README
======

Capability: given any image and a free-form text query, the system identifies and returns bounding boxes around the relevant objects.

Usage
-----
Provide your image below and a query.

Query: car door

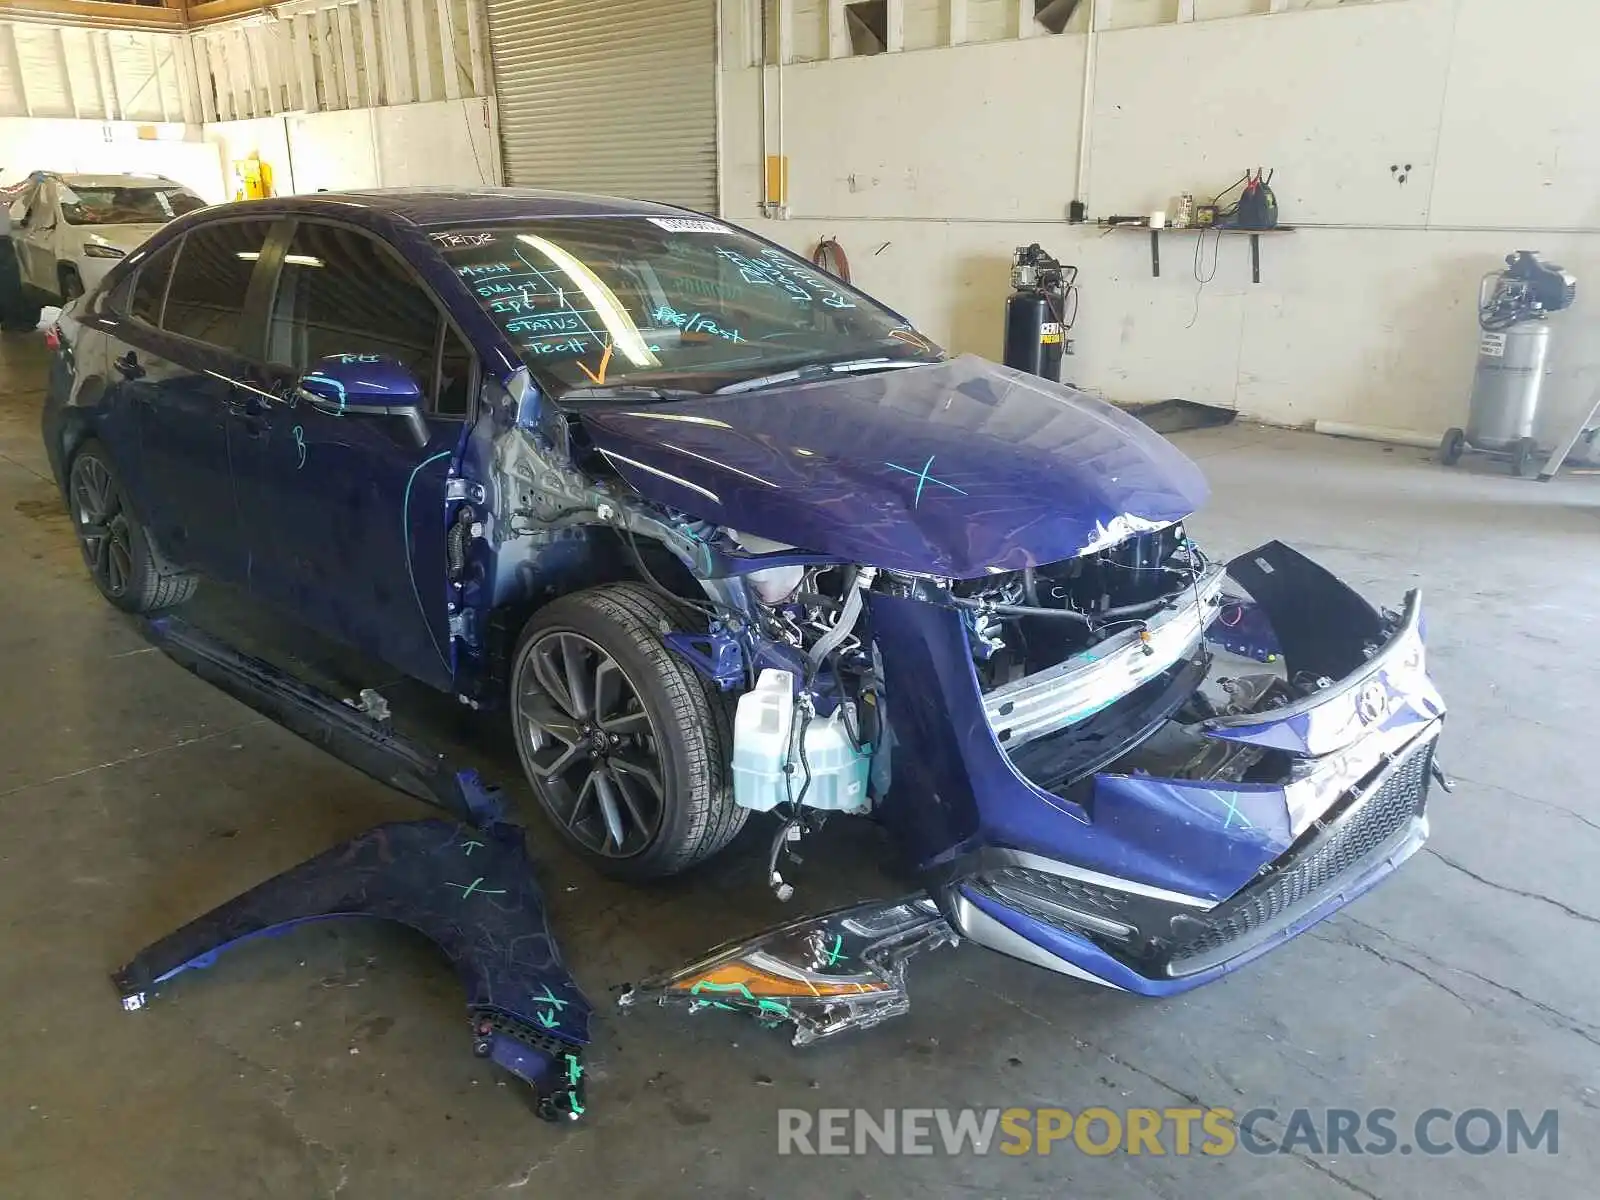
[113,217,279,582]
[11,181,56,293]
[230,218,475,691]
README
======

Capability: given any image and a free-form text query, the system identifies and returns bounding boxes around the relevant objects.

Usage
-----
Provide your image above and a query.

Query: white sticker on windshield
[648,217,728,234]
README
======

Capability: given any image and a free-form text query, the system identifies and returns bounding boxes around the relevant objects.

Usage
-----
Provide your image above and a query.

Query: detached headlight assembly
[81,244,126,259]
[619,897,956,1045]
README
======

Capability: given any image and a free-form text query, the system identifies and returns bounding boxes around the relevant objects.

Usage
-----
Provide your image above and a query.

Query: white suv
[8,172,207,313]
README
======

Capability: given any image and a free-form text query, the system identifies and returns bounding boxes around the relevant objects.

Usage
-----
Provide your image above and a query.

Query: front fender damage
[116,818,593,1121]
[115,616,593,1122]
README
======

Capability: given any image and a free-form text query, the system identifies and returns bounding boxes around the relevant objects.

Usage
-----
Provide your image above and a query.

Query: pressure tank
[1467,318,1550,450]
[1004,292,1062,381]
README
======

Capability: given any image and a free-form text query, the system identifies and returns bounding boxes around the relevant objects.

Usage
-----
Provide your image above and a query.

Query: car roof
[191,187,703,230]
[51,173,180,188]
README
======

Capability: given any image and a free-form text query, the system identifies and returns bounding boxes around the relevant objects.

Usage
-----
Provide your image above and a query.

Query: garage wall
[0,118,226,200]
[191,0,488,122]
[0,21,191,122]
[205,96,496,195]
[723,0,1600,442]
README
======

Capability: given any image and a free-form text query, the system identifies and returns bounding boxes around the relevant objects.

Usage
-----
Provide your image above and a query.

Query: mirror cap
[300,353,425,410]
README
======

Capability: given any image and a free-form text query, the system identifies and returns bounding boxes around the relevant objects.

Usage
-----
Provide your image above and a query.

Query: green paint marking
[537,1009,560,1029]
[690,979,755,1001]
[460,838,485,856]
[569,1095,585,1117]
[534,985,569,1011]
[688,980,791,1017]
[565,1055,582,1086]
[445,877,507,900]
[823,934,844,967]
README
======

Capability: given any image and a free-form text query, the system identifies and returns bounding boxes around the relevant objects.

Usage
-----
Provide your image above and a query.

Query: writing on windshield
[439,218,938,391]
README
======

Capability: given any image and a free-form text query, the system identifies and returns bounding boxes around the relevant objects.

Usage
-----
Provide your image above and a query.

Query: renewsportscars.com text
[777,1106,1560,1157]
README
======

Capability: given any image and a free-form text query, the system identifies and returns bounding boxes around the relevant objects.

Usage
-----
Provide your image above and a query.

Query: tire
[66,439,197,613]
[510,583,744,879]
[1438,427,1466,466]
[1512,436,1539,478]
[9,288,42,331]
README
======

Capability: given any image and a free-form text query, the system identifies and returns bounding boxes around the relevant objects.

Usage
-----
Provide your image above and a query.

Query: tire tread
[514,582,744,877]
[70,439,197,614]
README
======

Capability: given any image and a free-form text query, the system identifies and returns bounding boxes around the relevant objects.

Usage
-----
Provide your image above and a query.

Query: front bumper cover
[870,542,1446,994]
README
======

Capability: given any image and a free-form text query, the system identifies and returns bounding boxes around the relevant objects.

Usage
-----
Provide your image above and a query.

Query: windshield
[59,185,206,226]
[435,217,942,393]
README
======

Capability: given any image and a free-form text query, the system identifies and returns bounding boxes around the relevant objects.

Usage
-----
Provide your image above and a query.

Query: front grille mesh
[1168,740,1433,971]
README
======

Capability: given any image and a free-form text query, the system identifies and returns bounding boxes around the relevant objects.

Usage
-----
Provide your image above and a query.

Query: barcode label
[648,218,728,234]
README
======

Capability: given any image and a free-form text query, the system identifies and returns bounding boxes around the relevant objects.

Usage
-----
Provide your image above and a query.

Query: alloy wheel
[515,631,666,859]
[69,455,132,599]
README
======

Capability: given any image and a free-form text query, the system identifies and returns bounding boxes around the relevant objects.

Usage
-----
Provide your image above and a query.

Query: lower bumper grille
[1166,736,1435,974]
[969,867,1139,941]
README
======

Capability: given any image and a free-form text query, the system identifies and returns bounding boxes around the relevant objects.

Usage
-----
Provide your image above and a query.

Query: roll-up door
[483,0,717,212]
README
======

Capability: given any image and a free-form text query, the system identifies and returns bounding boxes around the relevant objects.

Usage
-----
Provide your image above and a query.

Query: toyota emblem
[1356,680,1390,725]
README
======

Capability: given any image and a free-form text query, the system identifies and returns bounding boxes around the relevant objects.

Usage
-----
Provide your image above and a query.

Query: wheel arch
[482,525,709,707]
[61,427,160,549]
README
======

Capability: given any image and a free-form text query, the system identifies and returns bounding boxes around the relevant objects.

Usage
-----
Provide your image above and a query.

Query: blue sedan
[42,189,1444,997]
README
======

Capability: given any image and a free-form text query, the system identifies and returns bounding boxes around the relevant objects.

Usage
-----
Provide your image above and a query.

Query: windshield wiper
[557,383,706,403]
[713,357,928,396]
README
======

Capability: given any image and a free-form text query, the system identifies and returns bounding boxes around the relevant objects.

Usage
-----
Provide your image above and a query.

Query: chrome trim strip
[948,893,1123,989]
[982,562,1229,749]
[977,847,1219,910]
[1205,588,1422,731]
[980,883,1138,940]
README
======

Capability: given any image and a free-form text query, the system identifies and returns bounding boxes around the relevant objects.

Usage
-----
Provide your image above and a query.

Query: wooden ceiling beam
[0,0,184,30]
[184,0,278,26]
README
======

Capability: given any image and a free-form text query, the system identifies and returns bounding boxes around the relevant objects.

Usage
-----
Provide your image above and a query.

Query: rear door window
[162,220,272,350]
[266,220,472,415]
[126,240,180,326]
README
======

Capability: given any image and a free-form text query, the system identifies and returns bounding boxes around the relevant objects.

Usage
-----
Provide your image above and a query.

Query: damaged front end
[471,357,1444,1015]
[875,539,1445,994]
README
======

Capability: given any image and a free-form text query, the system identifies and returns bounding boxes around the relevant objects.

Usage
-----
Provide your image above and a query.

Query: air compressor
[1003,244,1077,382]
[1441,251,1577,476]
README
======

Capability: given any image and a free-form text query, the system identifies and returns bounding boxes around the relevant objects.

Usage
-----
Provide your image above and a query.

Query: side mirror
[298,353,430,447]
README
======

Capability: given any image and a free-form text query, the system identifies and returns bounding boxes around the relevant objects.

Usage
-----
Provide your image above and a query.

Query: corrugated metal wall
[484,0,717,211]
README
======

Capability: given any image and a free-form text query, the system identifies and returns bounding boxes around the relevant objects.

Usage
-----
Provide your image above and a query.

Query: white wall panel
[373,95,496,185]
[286,108,380,189]
[731,35,1084,220]
[1088,0,1455,225]
[1430,0,1600,230]
[717,0,1600,438]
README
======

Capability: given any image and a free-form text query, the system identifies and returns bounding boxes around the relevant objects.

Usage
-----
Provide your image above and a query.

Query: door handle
[113,350,144,380]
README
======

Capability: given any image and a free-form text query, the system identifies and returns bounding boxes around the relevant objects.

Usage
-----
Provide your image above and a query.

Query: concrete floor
[0,328,1596,1199]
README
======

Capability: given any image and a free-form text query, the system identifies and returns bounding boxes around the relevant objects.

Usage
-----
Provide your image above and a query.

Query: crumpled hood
[576,355,1209,577]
